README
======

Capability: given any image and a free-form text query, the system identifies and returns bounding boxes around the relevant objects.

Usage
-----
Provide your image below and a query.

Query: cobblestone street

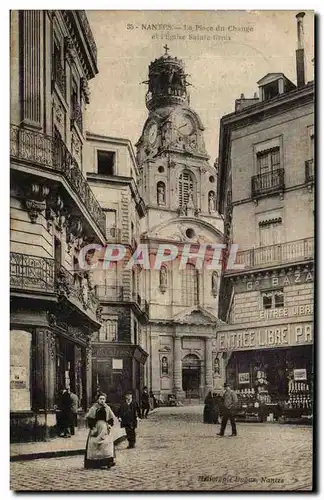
[10,406,313,491]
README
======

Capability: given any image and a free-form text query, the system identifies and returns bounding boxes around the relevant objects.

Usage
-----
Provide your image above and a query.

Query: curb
[10,434,127,462]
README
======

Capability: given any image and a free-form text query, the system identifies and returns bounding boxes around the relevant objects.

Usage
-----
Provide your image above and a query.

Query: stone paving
[10,405,313,491]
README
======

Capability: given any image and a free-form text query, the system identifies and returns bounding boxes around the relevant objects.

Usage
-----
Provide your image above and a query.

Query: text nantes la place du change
[127,23,254,41]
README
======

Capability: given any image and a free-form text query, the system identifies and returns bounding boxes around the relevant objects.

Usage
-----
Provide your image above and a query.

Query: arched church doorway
[182,354,200,398]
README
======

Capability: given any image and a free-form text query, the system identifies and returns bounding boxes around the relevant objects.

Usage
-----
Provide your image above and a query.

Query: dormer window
[257,74,296,102]
[263,80,280,101]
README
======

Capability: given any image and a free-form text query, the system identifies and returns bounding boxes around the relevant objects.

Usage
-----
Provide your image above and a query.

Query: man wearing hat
[217,382,238,437]
[118,391,141,449]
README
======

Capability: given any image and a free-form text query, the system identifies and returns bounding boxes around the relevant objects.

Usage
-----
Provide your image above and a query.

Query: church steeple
[144,47,190,111]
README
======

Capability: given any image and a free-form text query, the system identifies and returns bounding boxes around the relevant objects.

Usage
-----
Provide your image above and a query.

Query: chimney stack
[296,12,306,87]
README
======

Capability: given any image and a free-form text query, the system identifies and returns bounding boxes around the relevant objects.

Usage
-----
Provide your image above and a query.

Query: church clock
[146,121,158,145]
[174,113,194,136]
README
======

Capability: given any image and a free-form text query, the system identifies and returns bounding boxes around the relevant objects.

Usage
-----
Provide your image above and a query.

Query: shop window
[262,289,284,309]
[99,318,118,342]
[97,150,115,176]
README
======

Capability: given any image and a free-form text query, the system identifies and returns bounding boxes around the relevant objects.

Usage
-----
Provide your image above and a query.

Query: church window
[185,228,195,239]
[179,170,194,207]
[181,263,198,306]
[209,175,215,183]
[158,166,165,173]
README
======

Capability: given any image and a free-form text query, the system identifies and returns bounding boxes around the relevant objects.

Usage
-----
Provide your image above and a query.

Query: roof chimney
[296,12,306,87]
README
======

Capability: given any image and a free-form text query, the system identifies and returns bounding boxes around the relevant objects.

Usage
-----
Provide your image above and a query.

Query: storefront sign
[92,346,134,358]
[294,369,307,381]
[243,270,314,293]
[238,373,250,384]
[112,359,123,370]
[217,323,313,352]
[260,304,313,320]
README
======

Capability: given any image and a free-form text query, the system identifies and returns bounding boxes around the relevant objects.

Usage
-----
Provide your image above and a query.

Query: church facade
[136,48,225,401]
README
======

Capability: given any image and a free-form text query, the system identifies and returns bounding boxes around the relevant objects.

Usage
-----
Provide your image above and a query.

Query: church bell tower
[137,48,224,402]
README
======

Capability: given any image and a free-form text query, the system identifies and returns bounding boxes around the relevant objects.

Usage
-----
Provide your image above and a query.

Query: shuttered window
[257,147,280,174]
[179,171,194,207]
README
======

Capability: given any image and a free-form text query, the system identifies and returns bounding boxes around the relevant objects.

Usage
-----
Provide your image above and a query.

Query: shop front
[217,321,313,424]
[91,343,148,413]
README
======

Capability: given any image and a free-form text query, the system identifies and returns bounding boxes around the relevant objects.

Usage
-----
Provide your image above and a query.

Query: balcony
[10,252,101,321]
[226,237,314,272]
[10,124,105,234]
[10,252,55,292]
[305,159,314,183]
[251,168,285,199]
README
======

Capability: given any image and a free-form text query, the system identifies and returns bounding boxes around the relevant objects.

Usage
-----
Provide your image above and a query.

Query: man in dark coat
[118,392,141,449]
[60,388,73,438]
[141,386,150,419]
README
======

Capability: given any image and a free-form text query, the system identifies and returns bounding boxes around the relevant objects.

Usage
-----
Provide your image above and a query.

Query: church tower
[137,47,224,401]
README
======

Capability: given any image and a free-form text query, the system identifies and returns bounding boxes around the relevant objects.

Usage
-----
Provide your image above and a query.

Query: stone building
[10,10,104,439]
[83,133,148,408]
[136,48,224,401]
[217,13,314,406]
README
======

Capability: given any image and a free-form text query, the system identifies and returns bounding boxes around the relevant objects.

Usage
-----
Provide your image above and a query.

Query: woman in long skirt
[84,393,116,469]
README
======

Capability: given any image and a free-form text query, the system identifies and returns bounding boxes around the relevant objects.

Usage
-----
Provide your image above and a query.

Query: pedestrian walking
[60,387,73,438]
[84,392,116,469]
[141,386,150,419]
[69,389,79,435]
[118,392,141,449]
[217,383,238,437]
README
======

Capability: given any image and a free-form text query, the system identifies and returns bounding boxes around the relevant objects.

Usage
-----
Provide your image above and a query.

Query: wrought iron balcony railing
[305,159,314,183]
[10,253,101,320]
[226,237,314,272]
[10,125,105,234]
[10,252,55,292]
[251,168,285,199]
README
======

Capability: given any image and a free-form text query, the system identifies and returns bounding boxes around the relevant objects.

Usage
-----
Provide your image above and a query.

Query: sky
[85,10,314,162]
